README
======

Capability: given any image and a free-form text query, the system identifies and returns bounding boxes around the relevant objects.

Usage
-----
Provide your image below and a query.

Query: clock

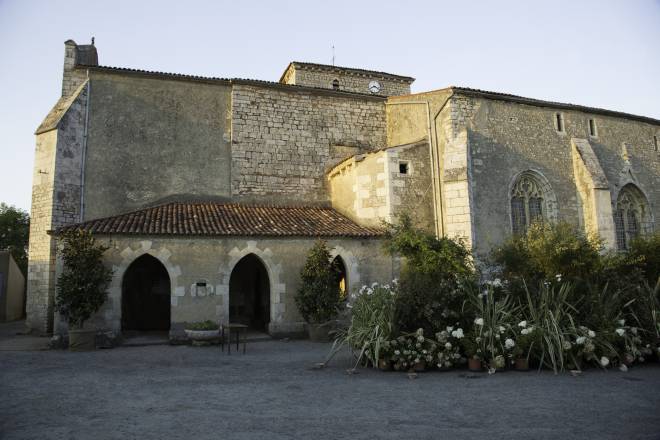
[368,80,382,94]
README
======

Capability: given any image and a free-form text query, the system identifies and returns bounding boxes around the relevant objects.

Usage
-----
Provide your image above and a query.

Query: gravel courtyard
[1,340,659,440]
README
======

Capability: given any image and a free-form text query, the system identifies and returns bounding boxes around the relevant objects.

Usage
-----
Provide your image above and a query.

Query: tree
[0,203,30,276]
[55,229,113,329]
[295,240,342,324]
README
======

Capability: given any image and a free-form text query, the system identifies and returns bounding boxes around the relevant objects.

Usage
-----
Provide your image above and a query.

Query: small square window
[588,119,597,137]
[399,161,409,175]
[555,113,564,133]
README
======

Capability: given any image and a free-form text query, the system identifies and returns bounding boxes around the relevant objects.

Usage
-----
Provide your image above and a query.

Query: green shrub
[628,232,660,286]
[295,240,341,324]
[55,230,113,329]
[185,320,219,331]
[385,214,475,334]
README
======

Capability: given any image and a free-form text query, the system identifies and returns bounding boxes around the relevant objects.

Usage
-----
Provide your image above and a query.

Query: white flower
[371,282,378,288]
[346,303,353,309]
[445,342,452,350]
[505,338,515,349]
[446,326,454,332]
[451,328,464,339]
[600,356,610,367]
[366,288,373,295]
[518,321,527,328]
[474,318,484,326]
[394,350,400,355]
[521,328,530,335]
[492,278,502,288]
[555,274,562,282]
[618,319,625,326]
[615,328,625,337]
[588,330,595,338]
[576,336,586,345]
[417,335,424,343]
[498,326,506,334]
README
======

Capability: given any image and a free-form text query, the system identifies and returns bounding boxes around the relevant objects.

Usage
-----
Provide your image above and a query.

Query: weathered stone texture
[230,85,387,203]
[83,73,233,220]
[291,68,411,96]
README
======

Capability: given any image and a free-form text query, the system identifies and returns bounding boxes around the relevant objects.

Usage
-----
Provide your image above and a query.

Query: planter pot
[68,329,96,351]
[514,358,529,371]
[184,329,220,344]
[413,360,426,372]
[623,353,635,367]
[307,323,331,342]
[468,358,482,372]
[378,359,392,371]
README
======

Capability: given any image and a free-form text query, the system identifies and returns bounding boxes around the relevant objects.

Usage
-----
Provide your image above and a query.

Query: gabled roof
[280,61,415,83]
[53,202,384,238]
[35,81,87,135]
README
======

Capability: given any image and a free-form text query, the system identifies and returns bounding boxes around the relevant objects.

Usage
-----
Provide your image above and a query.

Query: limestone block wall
[230,84,387,203]
[26,85,87,333]
[56,235,394,338]
[289,68,411,96]
[462,94,659,258]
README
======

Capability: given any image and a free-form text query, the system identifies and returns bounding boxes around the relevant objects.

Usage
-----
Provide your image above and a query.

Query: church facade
[26,40,659,339]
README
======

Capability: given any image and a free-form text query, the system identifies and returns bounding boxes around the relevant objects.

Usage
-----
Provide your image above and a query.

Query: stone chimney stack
[62,39,98,97]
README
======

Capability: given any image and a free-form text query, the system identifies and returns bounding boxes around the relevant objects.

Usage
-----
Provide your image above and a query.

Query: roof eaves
[291,61,416,82]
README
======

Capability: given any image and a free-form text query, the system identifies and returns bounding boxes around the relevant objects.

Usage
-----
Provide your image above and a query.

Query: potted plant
[511,320,538,371]
[435,325,466,371]
[462,331,483,371]
[55,229,113,351]
[185,320,220,345]
[295,240,342,342]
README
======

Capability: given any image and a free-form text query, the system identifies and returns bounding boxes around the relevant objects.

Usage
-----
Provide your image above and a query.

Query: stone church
[26,40,659,339]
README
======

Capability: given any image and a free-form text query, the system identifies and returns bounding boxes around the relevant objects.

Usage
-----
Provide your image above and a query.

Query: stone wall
[290,68,411,96]
[83,73,233,220]
[462,94,660,258]
[230,84,387,203]
[26,84,87,333]
[53,235,395,338]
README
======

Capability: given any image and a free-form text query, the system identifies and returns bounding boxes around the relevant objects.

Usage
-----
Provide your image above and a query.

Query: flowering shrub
[510,320,540,360]
[389,329,436,370]
[435,325,465,369]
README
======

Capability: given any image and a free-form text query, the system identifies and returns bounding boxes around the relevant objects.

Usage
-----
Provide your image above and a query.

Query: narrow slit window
[588,119,597,137]
[555,113,564,132]
[399,161,409,175]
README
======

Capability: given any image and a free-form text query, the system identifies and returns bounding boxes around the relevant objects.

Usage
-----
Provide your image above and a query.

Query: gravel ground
[1,340,659,440]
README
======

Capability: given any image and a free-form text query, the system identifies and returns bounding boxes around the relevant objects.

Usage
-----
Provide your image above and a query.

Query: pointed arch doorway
[122,254,171,331]
[229,254,270,332]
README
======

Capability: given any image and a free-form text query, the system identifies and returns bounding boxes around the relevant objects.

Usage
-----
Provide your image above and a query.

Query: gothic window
[510,172,553,235]
[614,184,651,250]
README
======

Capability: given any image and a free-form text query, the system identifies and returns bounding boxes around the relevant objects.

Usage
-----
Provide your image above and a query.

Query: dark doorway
[332,256,348,301]
[122,254,171,331]
[229,254,270,331]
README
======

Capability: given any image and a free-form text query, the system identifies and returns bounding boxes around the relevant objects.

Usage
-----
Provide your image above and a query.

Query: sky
[1,0,659,213]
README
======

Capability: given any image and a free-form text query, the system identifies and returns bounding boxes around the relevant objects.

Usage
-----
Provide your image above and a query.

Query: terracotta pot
[68,329,96,351]
[307,323,331,342]
[515,358,529,371]
[378,359,392,371]
[468,358,482,372]
[413,360,426,372]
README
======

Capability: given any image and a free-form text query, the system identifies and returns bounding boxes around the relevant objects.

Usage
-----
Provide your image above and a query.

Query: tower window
[588,119,597,137]
[555,113,564,133]
[399,161,410,175]
[332,79,340,90]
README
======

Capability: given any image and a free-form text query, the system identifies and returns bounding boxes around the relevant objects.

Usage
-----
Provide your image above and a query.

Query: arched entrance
[229,254,270,331]
[332,256,348,301]
[122,254,171,331]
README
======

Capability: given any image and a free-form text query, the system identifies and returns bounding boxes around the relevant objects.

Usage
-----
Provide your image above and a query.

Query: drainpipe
[80,70,90,222]
[385,100,440,237]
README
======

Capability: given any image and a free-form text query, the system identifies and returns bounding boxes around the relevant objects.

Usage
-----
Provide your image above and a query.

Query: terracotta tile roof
[54,202,384,238]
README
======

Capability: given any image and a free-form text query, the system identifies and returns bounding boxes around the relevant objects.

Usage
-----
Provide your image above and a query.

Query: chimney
[61,39,98,98]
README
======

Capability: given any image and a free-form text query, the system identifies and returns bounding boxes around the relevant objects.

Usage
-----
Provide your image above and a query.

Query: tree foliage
[0,203,30,275]
[55,229,113,329]
[295,240,341,324]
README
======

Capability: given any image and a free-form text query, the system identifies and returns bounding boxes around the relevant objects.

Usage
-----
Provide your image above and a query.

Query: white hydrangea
[616,328,625,337]
[555,274,562,282]
[505,338,515,349]
[600,356,610,367]
[445,342,452,349]
[446,326,454,333]
[518,320,527,328]
[451,328,464,339]
[498,326,506,334]
[576,336,586,345]
[588,330,596,338]
[474,318,484,326]
[521,328,530,335]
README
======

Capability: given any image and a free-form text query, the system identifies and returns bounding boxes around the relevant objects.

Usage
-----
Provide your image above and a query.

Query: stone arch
[107,240,182,333]
[218,241,285,332]
[613,183,654,250]
[228,253,271,331]
[121,254,171,331]
[508,169,558,235]
[329,245,360,297]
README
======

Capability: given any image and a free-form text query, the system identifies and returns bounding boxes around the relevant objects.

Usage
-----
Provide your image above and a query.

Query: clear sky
[1,0,658,212]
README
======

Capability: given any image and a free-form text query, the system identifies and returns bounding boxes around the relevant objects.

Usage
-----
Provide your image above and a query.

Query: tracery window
[614,184,650,250]
[510,173,549,235]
